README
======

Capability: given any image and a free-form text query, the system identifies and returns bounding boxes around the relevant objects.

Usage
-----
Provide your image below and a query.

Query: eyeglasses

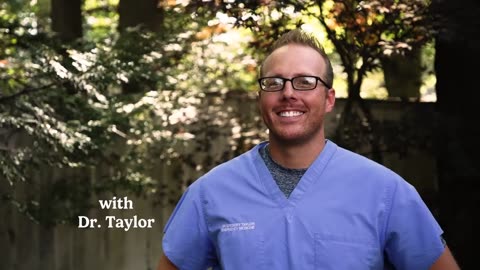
[258,76,331,92]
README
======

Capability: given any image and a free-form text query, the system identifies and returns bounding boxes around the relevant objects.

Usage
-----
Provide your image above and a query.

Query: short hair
[260,29,334,88]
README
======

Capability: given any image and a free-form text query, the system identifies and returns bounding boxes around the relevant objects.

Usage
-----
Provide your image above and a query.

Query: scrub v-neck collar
[251,140,337,209]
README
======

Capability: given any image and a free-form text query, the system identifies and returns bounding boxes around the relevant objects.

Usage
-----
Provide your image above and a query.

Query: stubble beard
[267,119,325,147]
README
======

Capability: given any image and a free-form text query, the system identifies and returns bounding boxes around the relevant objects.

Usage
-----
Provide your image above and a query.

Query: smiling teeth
[279,111,303,117]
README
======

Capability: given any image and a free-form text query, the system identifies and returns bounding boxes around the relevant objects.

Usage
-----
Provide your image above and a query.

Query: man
[157,29,459,269]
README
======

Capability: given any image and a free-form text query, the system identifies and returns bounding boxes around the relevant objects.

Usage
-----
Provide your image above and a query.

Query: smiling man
[257,40,335,169]
[157,29,459,270]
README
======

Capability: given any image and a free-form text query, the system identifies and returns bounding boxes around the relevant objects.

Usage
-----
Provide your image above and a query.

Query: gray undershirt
[259,144,308,198]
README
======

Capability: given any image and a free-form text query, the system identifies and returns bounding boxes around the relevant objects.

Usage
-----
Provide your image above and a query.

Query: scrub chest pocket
[314,233,381,269]
[215,228,266,270]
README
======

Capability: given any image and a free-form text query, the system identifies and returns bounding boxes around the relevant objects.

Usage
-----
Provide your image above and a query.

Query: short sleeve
[384,178,445,270]
[162,182,216,270]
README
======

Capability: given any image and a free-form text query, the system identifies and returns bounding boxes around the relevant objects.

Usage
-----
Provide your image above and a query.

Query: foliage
[189,0,433,97]
[0,0,263,226]
[0,1,179,225]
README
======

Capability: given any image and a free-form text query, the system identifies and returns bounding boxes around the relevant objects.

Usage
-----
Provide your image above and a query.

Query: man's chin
[269,132,309,146]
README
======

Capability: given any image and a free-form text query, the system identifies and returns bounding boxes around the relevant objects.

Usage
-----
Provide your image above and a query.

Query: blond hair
[260,29,333,87]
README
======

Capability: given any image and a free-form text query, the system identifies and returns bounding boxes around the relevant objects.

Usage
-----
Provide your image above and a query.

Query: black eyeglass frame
[258,75,331,92]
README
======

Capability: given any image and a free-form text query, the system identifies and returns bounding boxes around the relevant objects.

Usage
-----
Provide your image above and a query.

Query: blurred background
[0,0,479,269]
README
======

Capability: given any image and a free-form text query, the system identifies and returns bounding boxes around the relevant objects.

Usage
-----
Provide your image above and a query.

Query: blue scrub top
[163,141,444,270]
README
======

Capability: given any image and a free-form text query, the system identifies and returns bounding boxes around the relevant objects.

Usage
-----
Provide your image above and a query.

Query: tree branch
[0,82,58,104]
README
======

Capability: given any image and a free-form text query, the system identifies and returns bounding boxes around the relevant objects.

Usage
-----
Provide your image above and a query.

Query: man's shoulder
[197,143,261,184]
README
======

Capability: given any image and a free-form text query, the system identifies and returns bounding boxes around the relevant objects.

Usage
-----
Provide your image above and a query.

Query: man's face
[258,44,335,146]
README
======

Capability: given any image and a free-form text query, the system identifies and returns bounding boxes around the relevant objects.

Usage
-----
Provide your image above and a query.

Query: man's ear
[325,88,336,113]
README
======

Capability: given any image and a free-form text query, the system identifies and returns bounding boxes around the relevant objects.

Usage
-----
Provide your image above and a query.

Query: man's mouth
[278,111,304,117]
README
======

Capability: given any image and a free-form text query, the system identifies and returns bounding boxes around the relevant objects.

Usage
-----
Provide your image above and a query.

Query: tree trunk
[382,48,423,101]
[118,0,165,94]
[432,0,480,268]
[51,0,82,42]
[118,0,164,32]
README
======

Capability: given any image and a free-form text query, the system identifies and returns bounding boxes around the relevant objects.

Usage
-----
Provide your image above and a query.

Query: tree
[1,0,261,226]
[313,0,432,161]
[431,0,480,268]
[0,0,214,226]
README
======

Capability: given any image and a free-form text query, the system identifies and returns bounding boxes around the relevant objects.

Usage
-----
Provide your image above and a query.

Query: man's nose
[282,80,296,98]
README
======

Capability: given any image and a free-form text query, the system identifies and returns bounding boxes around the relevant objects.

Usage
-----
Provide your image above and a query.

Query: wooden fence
[0,93,438,270]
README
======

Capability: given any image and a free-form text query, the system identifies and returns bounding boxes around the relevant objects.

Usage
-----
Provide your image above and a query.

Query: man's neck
[268,138,326,169]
